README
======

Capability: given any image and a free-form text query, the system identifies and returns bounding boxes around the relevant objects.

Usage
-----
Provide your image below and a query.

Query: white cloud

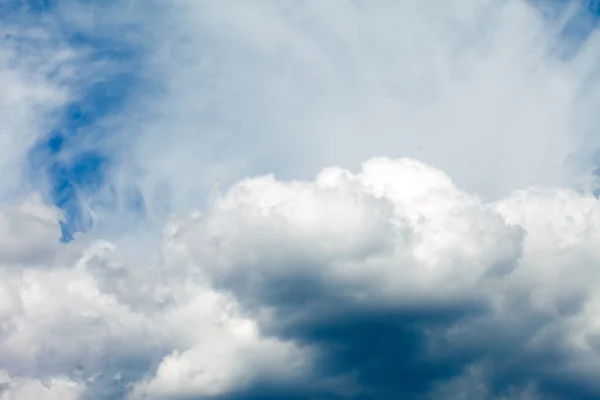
[0,198,310,400]
[0,371,84,400]
[164,158,523,303]
[0,194,64,266]
[157,156,600,396]
[103,0,600,221]
[2,156,600,398]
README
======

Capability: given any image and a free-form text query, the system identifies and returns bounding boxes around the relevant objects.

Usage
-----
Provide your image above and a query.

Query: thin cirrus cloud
[2,1,600,400]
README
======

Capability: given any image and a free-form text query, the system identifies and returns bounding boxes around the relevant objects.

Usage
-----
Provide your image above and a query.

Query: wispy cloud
[119,0,600,209]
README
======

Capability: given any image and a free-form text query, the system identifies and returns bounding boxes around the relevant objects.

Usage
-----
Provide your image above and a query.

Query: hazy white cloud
[111,0,600,218]
[0,194,63,266]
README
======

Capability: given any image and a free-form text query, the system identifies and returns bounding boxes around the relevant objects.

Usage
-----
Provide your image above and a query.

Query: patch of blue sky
[559,1,599,54]
[526,0,599,59]
[13,0,147,240]
[566,1,600,195]
[47,63,144,239]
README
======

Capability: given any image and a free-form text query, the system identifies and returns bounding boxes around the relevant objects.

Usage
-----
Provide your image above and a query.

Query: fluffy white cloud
[3,156,600,398]
[0,196,310,400]
[163,158,523,303]
[158,157,600,397]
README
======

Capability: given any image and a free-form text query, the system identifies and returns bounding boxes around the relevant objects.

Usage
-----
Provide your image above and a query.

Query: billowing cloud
[0,199,311,400]
[156,157,600,399]
[3,157,600,398]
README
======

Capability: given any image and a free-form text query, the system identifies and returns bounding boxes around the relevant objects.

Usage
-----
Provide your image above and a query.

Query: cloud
[0,371,83,400]
[4,156,600,398]
[112,0,600,218]
[17,0,600,230]
[4,1,600,399]
[0,8,284,399]
[156,156,600,399]
[166,157,521,303]
[0,199,310,400]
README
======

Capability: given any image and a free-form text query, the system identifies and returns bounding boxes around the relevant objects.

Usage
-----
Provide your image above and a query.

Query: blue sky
[17,0,146,239]
[10,0,600,241]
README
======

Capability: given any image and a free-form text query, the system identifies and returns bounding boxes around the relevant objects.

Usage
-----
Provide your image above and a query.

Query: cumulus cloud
[0,198,310,399]
[4,156,600,398]
[165,158,521,302]
[158,157,600,398]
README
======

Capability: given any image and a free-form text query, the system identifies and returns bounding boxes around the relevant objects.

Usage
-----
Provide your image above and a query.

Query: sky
[4,0,600,399]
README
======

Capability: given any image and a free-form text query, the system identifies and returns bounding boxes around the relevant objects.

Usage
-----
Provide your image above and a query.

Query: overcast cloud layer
[4,1,600,399]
